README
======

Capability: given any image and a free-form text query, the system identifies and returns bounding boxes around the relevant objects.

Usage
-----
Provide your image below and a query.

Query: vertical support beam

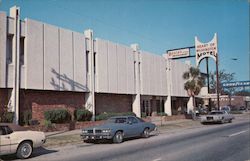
[84,29,95,120]
[216,51,220,110]
[164,96,172,116]
[164,56,172,116]
[10,6,20,124]
[131,44,141,117]
[187,96,194,114]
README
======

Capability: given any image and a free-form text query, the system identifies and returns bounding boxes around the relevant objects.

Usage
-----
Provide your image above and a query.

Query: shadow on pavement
[0,147,58,161]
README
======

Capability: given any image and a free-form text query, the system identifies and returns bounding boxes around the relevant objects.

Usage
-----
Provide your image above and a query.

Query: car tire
[16,141,33,159]
[229,119,232,123]
[113,131,123,143]
[142,128,150,138]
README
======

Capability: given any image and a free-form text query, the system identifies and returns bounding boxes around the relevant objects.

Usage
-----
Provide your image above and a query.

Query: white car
[0,123,46,159]
[200,110,235,124]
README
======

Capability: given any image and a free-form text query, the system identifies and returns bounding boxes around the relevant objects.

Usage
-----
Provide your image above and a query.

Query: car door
[127,117,142,137]
[0,126,11,155]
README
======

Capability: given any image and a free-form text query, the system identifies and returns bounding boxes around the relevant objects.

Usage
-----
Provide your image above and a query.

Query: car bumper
[81,134,113,140]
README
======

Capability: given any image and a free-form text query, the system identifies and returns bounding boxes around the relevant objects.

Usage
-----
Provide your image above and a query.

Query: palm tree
[183,67,204,114]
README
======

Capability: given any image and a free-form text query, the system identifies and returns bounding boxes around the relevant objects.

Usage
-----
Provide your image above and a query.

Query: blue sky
[0,0,249,81]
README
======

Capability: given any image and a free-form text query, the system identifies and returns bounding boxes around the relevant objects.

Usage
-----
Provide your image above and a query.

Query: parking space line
[227,130,248,137]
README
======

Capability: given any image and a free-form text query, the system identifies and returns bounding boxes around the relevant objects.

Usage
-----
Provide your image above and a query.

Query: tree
[209,69,235,106]
[209,69,235,94]
[183,67,205,113]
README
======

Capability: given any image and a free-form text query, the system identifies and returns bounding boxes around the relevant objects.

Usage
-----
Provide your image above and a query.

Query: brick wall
[19,90,85,122]
[0,88,10,114]
[95,93,132,115]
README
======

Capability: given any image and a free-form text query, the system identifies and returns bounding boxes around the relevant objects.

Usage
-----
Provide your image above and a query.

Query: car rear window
[107,118,127,123]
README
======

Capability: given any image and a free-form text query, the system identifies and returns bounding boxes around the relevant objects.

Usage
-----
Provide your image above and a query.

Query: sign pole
[216,54,220,110]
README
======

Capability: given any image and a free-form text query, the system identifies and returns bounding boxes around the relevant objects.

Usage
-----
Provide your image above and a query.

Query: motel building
[0,6,208,124]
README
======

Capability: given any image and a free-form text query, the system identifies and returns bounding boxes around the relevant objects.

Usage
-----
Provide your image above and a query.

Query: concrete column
[164,96,172,116]
[9,6,20,124]
[187,96,194,114]
[131,44,141,117]
[163,55,172,116]
[84,29,95,120]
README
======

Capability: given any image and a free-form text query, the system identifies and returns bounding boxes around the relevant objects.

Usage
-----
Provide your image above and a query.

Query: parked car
[81,116,156,143]
[0,123,46,159]
[200,110,235,124]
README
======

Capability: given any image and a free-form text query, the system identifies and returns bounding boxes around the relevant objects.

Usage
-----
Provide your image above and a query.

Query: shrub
[21,110,32,125]
[95,112,136,121]
[44,109,71,123]
[141,112,147,118]
[1,112,14,123]
[157,112,168,116]
[43,120,55,129]
[74,109,92,121]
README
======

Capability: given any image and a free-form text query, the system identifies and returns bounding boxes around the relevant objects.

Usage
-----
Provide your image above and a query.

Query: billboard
[195,33,218,66]
[167,48,190,59]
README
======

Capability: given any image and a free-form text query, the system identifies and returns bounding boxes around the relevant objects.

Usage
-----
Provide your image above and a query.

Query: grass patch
[44,134,82,147]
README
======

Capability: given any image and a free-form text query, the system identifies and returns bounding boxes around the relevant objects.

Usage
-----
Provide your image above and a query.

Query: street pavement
[1,114,249,161]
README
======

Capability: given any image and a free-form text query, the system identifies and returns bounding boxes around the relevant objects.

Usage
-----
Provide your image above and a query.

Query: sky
[0,0,249,81]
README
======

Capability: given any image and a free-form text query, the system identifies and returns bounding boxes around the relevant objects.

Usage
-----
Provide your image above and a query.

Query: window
[6,35,13,64]
[0,126,13,135]
[128,117,138,124]
[86,51,89,73]
[20,37,25,65]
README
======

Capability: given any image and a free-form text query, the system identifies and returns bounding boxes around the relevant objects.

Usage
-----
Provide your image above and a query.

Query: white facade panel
[126,47,135,94]
[7,17,14,34]
[171,60,189,97]
[96,39,108,92]
[73,32,87,92]
[59,28,73,91]
[117,45,127,93]
[107,41,118,93]
[0,12,7,87]
[44,24,60,90]
[25,19,43,89]
[140,51,167,96]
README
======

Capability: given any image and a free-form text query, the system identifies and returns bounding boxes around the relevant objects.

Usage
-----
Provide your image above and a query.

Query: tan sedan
[0,123,46,159]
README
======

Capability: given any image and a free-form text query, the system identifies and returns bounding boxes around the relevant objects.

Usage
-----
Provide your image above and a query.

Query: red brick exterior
[95,93,132,115]
[19,90,85,122]
[0,88,10,115]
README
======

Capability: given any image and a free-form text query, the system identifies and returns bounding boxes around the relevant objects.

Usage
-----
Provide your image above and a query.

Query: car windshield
[210,111,223,115]
[107,118,127,123]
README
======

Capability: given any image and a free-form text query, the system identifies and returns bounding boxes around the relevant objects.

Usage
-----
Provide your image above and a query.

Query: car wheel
[113,131,123,143]
[142,128,150,138]
[16,141,33,159]
[229,119,232,123]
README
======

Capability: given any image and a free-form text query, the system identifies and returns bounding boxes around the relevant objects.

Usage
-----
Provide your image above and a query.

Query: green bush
[74,109,92,121]
[44,109,71,123]
[95,112,136,121]
[141,112,147,118]
[230,111,243,114]
[1,112,14,123]
[21,110,32,125]
[157,112,168,116]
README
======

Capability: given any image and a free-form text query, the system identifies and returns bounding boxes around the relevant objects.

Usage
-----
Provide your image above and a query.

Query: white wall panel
[126,47,135,94]
[96,39,108,92]
[117,45,127,93]
[107,42,118,93]
[73,32,87,92]
[44,24,60,90]
[26,19,43,89]
[171,60,189,97]
[59,28,73,91]
[0,12,7,88]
